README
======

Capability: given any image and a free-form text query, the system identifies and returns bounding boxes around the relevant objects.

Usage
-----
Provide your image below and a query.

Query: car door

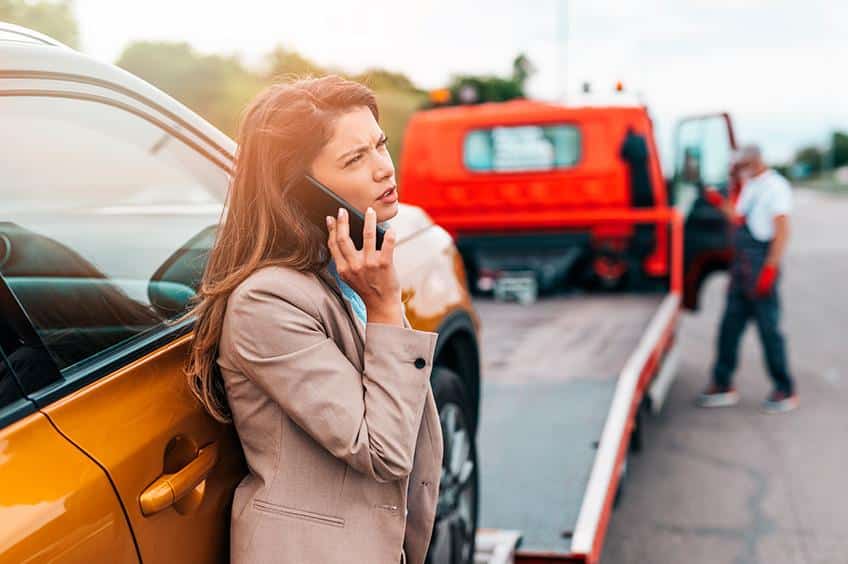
[0,87,245,563]
[0,299,138,563]
[670,112,738,309]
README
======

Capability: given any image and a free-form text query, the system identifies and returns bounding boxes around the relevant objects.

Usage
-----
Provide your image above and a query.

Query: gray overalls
[712,199,794,395]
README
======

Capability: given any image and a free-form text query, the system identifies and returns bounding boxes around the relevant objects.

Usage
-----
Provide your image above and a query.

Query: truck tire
[629,404,644,453]
[426,366,479,564]
[613,453,629,509]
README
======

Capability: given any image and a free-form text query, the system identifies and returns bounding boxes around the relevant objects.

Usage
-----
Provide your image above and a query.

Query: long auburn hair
[179,74,379,423]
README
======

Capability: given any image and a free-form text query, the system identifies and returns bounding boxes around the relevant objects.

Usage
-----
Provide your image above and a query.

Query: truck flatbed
[474,293,679,561]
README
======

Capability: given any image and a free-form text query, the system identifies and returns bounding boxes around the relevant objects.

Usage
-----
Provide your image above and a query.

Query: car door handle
[139,442,219,516]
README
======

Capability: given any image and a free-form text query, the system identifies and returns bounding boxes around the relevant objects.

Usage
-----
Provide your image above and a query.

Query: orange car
[0,23,480,563]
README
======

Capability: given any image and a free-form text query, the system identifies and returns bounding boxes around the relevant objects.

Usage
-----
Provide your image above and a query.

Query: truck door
[671,113,737,310]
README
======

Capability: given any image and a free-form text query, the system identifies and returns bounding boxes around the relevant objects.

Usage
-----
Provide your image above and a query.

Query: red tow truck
[398,98,738,563]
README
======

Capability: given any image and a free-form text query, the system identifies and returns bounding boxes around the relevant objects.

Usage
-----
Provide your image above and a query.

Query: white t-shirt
[734,169,792,241]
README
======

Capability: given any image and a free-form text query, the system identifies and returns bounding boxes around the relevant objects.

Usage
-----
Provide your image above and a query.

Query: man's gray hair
[732,144,762,164]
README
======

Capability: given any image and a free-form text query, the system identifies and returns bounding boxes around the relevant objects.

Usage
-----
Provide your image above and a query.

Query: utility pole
[556,0,569,104]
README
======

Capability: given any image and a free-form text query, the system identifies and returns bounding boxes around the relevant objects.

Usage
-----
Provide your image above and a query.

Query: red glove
[703,187,725,208]
[755,264,778,297]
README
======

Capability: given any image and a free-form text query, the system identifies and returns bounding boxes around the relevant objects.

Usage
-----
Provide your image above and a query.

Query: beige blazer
[216,264,443,564]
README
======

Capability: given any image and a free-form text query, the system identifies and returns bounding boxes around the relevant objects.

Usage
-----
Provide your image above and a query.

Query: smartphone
[292,174,386,251]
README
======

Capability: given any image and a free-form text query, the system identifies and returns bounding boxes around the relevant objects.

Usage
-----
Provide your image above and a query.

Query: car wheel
[426,366,478,564]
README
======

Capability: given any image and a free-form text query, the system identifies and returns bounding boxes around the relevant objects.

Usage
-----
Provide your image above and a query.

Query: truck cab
[399,99,736,308]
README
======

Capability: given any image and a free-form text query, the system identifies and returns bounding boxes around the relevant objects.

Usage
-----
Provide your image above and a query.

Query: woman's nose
[373,149,394,182]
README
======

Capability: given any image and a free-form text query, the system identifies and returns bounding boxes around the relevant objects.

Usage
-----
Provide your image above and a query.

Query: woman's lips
[377,186,398,204]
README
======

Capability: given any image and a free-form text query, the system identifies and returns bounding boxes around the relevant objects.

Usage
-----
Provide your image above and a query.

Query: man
[698,144,798,413]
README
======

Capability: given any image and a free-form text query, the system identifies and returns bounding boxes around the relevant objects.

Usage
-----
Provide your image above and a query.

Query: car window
[463,124,580,173]
[0,95,229,380]
[0,337,25,413]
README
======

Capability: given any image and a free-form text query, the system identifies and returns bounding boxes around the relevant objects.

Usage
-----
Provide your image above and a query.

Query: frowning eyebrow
[337,144,369,162]
[336,133,387,162]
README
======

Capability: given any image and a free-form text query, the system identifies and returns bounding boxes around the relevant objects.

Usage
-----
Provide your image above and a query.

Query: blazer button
[414,357,426,369]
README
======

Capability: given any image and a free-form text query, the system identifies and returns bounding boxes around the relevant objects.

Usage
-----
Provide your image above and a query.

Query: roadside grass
[794,170,848,195]
[796,178,848,195]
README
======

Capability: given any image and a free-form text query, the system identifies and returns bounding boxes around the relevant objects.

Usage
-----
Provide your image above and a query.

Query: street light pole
[556,0,569,104]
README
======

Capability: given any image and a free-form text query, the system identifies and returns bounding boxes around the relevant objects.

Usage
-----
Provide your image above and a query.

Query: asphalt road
[601,189,848,564]
[472,188,847,564]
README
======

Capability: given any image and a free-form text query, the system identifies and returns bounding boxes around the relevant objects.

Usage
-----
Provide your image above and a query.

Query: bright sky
[74,0,848,165]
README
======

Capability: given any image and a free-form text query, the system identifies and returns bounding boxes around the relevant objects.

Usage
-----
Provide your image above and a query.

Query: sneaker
[760,390,799,414]
[696,385,740,408]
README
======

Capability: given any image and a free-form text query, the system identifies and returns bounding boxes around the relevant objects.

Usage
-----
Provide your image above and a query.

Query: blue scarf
[327,259,367,326]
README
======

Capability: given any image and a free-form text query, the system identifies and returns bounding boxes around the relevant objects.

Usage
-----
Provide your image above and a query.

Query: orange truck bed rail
[509,209,682,564]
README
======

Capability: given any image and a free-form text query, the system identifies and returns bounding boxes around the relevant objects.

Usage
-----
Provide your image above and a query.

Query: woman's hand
[326,207,403,326]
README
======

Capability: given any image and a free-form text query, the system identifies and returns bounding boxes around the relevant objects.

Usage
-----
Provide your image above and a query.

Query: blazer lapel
[350,304,367,346]
[316,268,367,348]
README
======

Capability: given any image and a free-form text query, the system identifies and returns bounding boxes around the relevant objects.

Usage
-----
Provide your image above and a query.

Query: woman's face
[309,106,399,223]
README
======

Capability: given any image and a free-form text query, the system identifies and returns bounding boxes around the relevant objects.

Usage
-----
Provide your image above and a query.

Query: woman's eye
[345,154,363,167]
[378,136,388,148]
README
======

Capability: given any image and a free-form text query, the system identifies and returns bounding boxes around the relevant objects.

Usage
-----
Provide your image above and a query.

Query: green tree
[448,74,523,104]
[0,0,79,47]
[831,131,848,168]
[442,53,535,106]
[794,145,823,174]
[353,68,419,93]
[264,45,325,79]
[511,53,535,89]
[116,41,262,137]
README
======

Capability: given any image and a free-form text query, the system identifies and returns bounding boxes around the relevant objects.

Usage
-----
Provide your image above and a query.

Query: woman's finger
[334,208,360,266]
[362,207,377,266]
[378,227,396,267]
[326,216,348,271]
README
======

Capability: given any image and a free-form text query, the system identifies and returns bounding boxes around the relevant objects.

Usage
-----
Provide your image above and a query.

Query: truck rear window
[463,124,580,173]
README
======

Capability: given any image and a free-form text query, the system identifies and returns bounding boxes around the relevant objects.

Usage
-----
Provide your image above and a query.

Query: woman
[183,75,443,564]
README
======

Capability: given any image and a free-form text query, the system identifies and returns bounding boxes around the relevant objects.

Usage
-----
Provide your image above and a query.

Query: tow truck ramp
[473,293,680,564]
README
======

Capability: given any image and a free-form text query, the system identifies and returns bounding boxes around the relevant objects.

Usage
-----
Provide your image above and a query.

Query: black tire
[425,366,479,564]
[629,405,644,454]
[457,248,481,296]
[613,453,629,509]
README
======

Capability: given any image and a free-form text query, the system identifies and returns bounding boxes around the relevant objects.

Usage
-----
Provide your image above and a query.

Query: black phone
[293,174,386,251]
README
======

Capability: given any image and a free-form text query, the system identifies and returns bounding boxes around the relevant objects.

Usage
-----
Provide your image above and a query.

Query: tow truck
[399,96,738,563]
